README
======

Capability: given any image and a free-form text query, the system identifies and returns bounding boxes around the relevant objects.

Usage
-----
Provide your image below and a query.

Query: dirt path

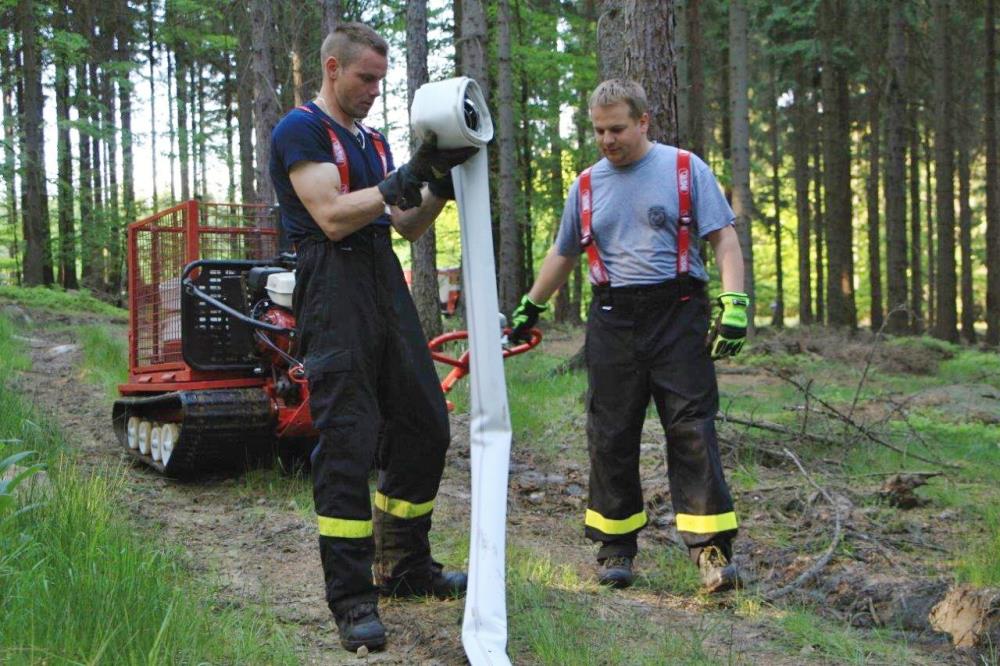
[11,308,972,665]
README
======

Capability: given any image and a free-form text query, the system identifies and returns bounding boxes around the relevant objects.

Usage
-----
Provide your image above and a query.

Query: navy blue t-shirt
[269,101,395,243]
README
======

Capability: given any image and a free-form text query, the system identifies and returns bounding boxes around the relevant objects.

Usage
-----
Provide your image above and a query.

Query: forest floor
[5,299,999,665]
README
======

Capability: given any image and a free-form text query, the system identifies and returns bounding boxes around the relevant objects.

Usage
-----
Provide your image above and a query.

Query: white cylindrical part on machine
[412,77,512,666]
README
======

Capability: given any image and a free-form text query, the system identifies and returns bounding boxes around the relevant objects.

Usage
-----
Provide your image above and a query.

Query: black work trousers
[293,226,451,616]
[583,280,737,561]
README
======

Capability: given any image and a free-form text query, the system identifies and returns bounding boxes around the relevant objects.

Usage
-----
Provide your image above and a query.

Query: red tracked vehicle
[112,200,539,477]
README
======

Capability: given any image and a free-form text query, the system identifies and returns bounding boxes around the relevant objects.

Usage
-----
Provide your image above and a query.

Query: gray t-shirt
[555,143,735,286]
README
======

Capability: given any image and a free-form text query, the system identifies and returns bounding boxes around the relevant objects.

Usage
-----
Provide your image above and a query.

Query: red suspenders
[579,166,611,286]
[296,105,388,193]
[579,149,693,292]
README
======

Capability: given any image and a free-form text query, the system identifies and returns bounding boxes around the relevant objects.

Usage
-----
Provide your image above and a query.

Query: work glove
[510,294,547,344]
[708,291,749,359]
[428,172,457,200]
[378,164,424,210]
[408,134,479,182]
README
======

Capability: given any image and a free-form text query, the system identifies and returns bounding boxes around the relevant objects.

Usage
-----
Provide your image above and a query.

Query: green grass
[78,324,129,400]
[506,548,722,665]
[436,343,589,463]
[772,608,915,664]
[635,546,701,596]
[0,315,300,665]
[955,504,1000,587]
[0,285,128,320]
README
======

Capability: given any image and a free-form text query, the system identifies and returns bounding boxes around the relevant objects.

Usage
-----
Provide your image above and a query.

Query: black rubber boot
[597,556,635,589]
[334,601,387,652]
[380,560,468,599]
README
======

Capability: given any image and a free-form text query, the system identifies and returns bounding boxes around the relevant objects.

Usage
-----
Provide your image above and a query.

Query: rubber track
[113,388,275,477]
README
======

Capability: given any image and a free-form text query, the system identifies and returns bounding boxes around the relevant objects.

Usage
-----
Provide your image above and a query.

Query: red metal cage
[123,200,279,393]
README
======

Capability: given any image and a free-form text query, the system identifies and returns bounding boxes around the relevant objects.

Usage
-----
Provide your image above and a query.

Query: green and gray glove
[709,292,749,359]
[510,294,547,344]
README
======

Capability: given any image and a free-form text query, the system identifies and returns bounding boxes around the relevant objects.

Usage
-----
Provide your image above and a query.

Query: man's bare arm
[706,225,745,293]
[390,189,447,242]
[527,247,579,304]
[289,161,386,241]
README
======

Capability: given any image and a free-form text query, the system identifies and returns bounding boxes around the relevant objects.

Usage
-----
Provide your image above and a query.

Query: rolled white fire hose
[411,77,512,666]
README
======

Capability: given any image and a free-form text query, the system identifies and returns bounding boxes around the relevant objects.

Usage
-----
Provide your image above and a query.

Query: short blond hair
[588,79,648,120]
[320,22,388,70]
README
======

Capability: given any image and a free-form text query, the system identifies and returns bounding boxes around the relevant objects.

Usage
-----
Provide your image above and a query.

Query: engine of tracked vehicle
[113,261,316,477]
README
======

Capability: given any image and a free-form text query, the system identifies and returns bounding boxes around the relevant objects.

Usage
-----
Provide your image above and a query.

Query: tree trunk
[251,0,280,205]
[496,0,521,316]
[460,0,488,94]
[820,0,855,329]
[197,63,208,196]
[729,0,755,328]
[17,0,52,286]
[406,0,441,339]
[544,17,571,322]
[54,5,78,289]
[623,1,677,145]
[675,0,690,148]
[925,130,935,330]
[988,0,1000,345]
[117,1,135,296]
[89,59,106,290]
[884,0,908,333]
[769,66,783,328]
[224,55,236,203]
[792,68,812,325]
[813,124,825,324]
[167,50,176,201]
[1,36,21,284]
[597,0,625,80]
[909,105,924,333]
[103,60,121,295]
[685,0,704,156]
[76,60,97,289]
[174,52,191,201]
[957,140,975,343]
[866,80,883,331]
[321,0,340,34]
[932,0,958,342]
[147,0,158,209]
[189,64,199,194]
[516,0,535,287]
[236,6,256,204]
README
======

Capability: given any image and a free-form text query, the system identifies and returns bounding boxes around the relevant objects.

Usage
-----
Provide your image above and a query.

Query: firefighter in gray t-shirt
[511,79,749,593]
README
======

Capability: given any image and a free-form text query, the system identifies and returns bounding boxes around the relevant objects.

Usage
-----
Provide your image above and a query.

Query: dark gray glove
[378,164,423,210]
[428,172,456,200]
[408,135,479,182]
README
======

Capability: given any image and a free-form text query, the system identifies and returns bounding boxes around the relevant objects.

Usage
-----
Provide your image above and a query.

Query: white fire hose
[411,78,513,666]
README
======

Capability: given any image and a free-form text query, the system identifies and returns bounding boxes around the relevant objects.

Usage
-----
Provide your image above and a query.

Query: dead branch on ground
[764,448,844,602]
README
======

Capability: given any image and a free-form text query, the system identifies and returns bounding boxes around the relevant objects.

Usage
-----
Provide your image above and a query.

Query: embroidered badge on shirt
[648,205,668,230]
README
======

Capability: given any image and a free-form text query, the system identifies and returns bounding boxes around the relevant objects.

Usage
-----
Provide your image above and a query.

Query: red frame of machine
[119,199,316,438]
[120,200,279,393]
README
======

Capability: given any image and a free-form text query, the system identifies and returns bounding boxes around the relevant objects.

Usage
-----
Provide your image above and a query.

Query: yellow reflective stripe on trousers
[317,515,373,538]
[675,512,738,534]
[374,491,434,519]
[584,509,648,534]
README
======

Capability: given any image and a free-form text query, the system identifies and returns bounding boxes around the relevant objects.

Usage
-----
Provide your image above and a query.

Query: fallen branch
[766,370,957,470]
[764,448,844,602]
[845,304,905,428]
[717,413,847,448]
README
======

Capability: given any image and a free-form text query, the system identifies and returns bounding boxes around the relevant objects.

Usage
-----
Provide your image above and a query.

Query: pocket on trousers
[306,348,357,429]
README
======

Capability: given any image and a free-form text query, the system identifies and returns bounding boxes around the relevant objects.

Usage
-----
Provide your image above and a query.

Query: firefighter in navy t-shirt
[269,22,476,653]
[511,79,750,594]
